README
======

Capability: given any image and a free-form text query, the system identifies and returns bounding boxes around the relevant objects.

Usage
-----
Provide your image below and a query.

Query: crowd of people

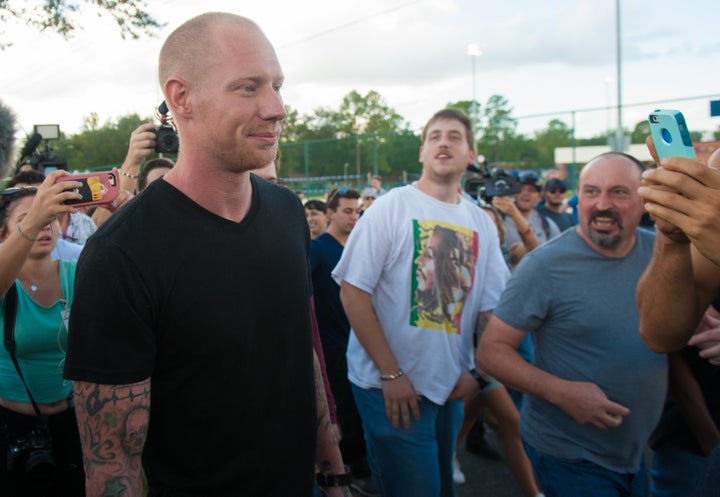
[0,10,718,497]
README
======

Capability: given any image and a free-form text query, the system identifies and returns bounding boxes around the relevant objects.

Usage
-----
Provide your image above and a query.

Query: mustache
[589,209,623,227]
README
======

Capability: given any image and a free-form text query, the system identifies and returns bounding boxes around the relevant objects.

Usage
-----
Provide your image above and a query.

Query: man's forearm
[637,234,698,352]
[73,380,151,497]
[339,282,398,375]
[478,335,562,404]
[313,351,345,474]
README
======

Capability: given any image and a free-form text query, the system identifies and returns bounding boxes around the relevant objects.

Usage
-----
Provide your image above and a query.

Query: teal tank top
[0,260,76,404]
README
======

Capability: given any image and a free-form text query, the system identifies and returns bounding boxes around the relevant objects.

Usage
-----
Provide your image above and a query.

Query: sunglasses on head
[0,186,38,196]
[364,195,376,201]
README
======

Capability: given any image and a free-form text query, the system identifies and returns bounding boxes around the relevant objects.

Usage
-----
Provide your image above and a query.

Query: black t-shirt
[64,176,316,496]
[309,232,350,352]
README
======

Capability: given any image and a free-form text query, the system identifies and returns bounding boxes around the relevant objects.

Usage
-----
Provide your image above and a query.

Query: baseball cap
[518,171,541,191]
[544,178,567,192]
[362,187,376,200]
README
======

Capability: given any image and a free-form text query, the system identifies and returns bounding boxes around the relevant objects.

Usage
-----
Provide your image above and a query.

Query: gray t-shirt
[494,228,667,473]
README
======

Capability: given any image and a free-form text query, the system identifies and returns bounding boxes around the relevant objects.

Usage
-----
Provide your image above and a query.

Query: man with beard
[477,152,667,497]
[63,13,348,497]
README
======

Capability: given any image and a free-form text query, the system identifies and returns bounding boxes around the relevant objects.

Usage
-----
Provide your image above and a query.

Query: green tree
[0,0,163,49]
[477,94,517,164]
[534,119,573,167]
[279,90,412,180]
[446,99,482,136]
[337,90,408,136]
[52,113,152,170]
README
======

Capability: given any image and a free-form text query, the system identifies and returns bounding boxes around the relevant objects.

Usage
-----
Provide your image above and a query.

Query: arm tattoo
[475,310,492,338]
[73,379,151,497]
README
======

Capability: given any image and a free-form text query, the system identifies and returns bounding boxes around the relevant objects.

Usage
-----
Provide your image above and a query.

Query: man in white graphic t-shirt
[333,108,540,497]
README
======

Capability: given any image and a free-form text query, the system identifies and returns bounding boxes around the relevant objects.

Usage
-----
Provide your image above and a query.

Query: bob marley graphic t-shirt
[333,185,509,404]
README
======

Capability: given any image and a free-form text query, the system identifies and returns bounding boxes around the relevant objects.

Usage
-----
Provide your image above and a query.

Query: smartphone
[55,171,120,207]
[648,109,696,160]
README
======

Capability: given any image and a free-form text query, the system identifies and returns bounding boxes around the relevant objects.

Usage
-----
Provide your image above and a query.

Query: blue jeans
[651,440,707,497]
[523,440,648,497]
[694,443,720,497]
[351,384,463,497]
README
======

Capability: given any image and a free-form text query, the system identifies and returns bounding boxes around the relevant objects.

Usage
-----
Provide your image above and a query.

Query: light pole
[467,43,483,133]
[614,0,625,150]
[604,76,613,142]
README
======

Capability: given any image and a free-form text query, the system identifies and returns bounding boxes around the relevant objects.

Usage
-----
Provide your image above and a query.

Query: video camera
[464,157,521,203]
[152,101,179,154]
[16,124,67,174]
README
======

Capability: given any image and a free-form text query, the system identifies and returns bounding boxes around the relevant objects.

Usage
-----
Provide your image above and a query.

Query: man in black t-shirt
[63,12,347,497]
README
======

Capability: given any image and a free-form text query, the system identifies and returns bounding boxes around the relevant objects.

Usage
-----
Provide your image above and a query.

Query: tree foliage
[24,90,718,189]
[0,0,163,49]
[45,113,152,171]
[534,119,573,167]
[279,90,414,181]
[477,95,518,165]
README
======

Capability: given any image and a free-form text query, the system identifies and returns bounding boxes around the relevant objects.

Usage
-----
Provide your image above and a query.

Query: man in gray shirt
[478,152,667,497]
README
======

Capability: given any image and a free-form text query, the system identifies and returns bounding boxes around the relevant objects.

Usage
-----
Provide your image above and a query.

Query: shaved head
[159,13,263,89]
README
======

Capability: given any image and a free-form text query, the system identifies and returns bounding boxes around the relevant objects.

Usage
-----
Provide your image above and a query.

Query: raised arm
[0,171,80,296]
[72,379,151,497]
[637,142,720,352]
[118,123,158,192]
[339,281,420,429]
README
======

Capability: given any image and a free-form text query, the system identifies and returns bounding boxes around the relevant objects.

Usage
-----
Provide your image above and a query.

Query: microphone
[18,132,42,162]
[0,101,17,177]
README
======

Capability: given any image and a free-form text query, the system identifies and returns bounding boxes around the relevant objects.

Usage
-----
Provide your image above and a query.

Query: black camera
[464,166,521,203]
[152,101,179,154]
[16,125,68,175]
[6,421,56,487]
[152,122,179,154]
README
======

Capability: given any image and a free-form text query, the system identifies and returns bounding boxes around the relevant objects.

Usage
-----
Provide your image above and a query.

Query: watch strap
[316,465,352,487]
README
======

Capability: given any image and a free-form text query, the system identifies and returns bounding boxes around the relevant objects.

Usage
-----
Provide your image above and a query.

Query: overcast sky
[2,0,719,146]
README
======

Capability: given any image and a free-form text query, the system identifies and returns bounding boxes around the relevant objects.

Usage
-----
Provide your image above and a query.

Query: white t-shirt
[333,185,509,404]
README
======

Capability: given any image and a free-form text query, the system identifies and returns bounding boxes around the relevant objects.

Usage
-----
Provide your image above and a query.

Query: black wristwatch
[316,465,352,487]
[469,367,491,390]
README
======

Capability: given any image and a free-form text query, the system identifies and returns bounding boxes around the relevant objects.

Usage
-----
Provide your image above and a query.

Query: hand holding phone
[648,109,696,160]
[55,171,120,207]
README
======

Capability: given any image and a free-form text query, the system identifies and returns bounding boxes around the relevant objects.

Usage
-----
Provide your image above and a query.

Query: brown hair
[421,108,475,150]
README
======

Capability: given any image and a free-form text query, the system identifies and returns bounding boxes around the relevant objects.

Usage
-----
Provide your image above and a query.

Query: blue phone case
[648,109,696,159]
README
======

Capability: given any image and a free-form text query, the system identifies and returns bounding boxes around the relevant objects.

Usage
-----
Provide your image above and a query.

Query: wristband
[518,225,532,237]
[380,369,404,381]
[469,368,491,390]
[118,169,139,179]
[17,224,37,242]
[316,465,352,487]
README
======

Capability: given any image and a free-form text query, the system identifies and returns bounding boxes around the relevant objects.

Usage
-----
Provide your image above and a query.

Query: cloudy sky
[2,0,719,146]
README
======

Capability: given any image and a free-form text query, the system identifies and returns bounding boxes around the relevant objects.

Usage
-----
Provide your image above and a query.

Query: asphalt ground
[455,428,526,497]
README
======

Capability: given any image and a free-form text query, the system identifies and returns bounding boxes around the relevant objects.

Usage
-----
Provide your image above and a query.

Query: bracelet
[17,224,37,242]
[518,225,532,237]
[118,169,139,179]
[469,368,491,390]
[316,465,352,487]
[380,369,404,381]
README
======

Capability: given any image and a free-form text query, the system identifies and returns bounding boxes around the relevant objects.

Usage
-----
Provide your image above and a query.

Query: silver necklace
[20,265,55,292]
